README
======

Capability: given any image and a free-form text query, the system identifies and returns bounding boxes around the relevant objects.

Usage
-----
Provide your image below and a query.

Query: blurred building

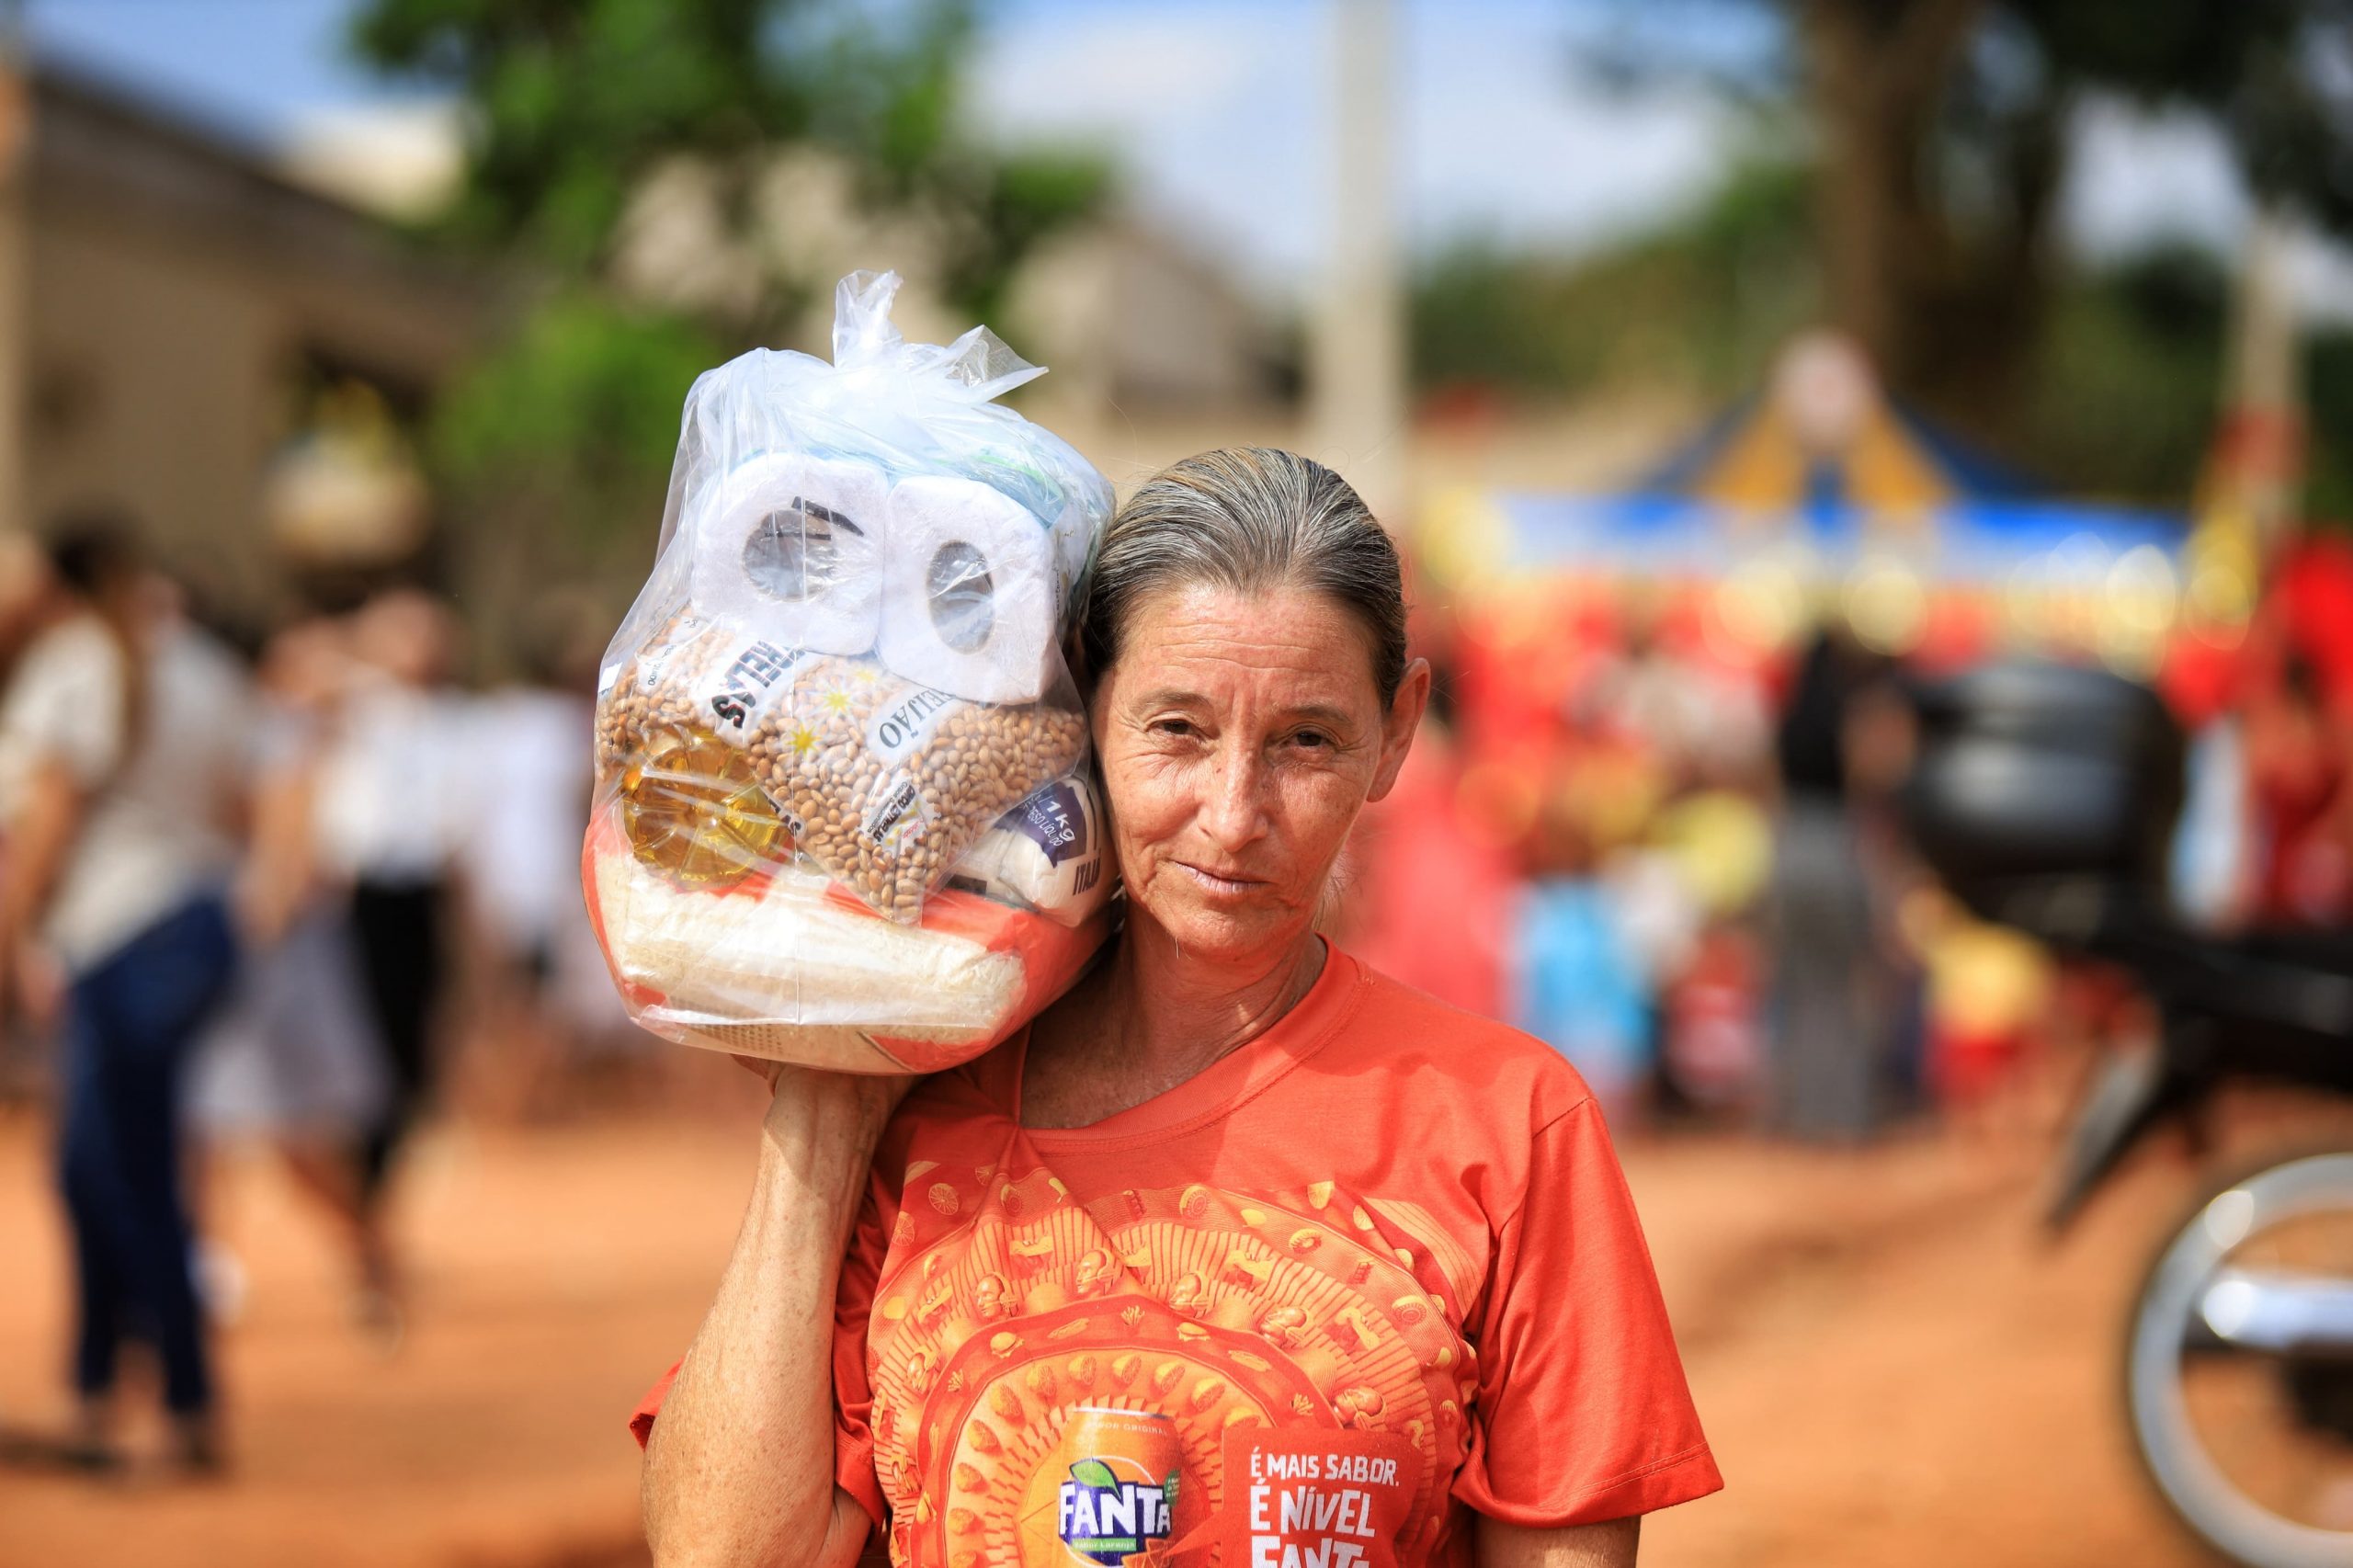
[1,62,488,619]
[0,55,1705,636]
[1009,218,1290,415]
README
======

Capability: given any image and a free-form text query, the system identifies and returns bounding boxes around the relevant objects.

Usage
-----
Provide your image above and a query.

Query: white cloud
[973,6,2353,326]
[2060,96,2249,259]
[57,0,2353,324]
[1399,9,1733,257]
[971,0,1738,300]
[971,2,1321,296]
[970,6,1284,136]
[2287,233,2353,325]
[278,99,464,220]
[2057,93,2353,324]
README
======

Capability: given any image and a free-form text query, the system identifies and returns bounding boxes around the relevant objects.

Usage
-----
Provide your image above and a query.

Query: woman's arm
[233,758,316,949]
[1478,1516,1639,1568]
[0,758,84,1017]
[640,1068,903,1568]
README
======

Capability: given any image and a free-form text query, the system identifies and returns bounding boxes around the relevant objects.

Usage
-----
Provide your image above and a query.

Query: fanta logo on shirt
[1057,1457,1177,1565]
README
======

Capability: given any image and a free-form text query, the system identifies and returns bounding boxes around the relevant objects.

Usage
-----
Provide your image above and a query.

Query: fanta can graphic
[1018,1406,1191,1567]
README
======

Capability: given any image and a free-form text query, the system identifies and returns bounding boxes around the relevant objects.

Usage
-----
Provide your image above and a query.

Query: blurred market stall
[1421,332,2188,692]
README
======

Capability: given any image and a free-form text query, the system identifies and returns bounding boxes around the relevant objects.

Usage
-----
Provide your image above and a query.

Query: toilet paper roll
[878,476,1056,704]
[946,771,1111,926]
[688,454,889,655]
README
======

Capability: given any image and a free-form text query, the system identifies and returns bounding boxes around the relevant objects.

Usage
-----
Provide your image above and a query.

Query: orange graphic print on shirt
[868,1165,1472,1568]
[631,950,1722,1565]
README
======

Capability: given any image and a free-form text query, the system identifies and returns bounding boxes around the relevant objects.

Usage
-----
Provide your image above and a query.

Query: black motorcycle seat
[2230,925,2353,980]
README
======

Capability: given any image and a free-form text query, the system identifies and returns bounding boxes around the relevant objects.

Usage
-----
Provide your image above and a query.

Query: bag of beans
[585,271,1116,1070]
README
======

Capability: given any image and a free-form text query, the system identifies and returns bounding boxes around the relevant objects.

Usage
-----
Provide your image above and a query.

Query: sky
[24,0,2324,307]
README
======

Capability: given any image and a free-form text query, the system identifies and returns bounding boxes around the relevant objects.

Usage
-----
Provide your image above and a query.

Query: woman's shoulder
[16,614,119,687]
[1320,949,1596,1125]
[870,1037,1024,1168]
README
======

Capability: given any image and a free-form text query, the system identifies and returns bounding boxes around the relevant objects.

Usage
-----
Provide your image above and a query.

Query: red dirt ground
[0,1061,2328,1568]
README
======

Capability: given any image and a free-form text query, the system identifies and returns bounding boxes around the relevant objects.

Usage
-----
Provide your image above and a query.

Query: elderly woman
[633,449,1719,1567]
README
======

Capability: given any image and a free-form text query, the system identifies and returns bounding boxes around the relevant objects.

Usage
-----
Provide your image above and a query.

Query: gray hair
[1079,448,1409,708]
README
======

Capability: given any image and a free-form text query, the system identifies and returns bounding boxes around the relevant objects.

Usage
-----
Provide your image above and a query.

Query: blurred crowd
[0,513,626,1474]
[1336,552,2353,1148]
[11,503,2353,1478]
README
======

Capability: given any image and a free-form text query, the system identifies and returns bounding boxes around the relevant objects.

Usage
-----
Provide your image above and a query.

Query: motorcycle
[1903,662,2353,1568]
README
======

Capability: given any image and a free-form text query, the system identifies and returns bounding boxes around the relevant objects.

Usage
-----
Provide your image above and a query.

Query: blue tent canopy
[1479,371,2184,587]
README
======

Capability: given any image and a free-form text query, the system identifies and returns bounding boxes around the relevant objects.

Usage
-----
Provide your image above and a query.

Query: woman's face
[1092,582,1428,969]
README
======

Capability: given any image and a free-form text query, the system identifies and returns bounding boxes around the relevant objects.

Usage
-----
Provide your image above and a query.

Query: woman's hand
[642,1059,912,1568]
[732,1055,915,1140]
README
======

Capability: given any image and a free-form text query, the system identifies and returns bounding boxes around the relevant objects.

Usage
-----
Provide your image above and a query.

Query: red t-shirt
[633,947,1719,1565]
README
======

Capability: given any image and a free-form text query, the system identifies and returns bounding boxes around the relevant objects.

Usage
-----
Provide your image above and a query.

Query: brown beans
[596,615,1086,921]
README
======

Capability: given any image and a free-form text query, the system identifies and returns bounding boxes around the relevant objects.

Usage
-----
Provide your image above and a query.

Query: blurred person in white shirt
[455,610,624,1113]
[310,589,469,1230]
[0,515,251,1472]
[190,615,397,1332]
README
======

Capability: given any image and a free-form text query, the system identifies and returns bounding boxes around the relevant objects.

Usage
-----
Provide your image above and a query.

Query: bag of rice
[586,270,1116,1069]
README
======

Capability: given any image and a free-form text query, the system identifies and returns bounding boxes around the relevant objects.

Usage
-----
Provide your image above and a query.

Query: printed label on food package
[1220,1429,1417,1568]
[1004,778,1088,867]
[694,635,814,742]
[864,683,961,765]
[628,626,695,695]
[858,767,934,852]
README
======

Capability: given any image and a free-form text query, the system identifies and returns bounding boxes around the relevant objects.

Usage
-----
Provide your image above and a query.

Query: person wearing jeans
[59,894,238,1427]
[0,517,252,1472]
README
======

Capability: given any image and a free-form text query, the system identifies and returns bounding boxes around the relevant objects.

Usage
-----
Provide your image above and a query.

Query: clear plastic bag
[585,271,1116,1070]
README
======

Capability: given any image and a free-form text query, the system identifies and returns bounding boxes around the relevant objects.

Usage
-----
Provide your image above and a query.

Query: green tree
[1588,1,2353,444]
[1408,154,2321,507]
[352,0,1107,322]
[347,0,1108,616]
[2023,245,2228,503]
[1413,157,1817,403]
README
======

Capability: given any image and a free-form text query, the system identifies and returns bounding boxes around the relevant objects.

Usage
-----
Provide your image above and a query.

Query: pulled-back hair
[45,508,143,601]
[1079,448,1408,707]
[41,506,150,778]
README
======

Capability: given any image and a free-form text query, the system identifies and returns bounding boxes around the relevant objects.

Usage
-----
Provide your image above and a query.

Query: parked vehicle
[1904,661,2353,1568]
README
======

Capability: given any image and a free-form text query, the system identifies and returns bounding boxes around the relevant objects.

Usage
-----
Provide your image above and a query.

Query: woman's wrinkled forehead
[1081,449,1406,709]
[1103,583,1385,714]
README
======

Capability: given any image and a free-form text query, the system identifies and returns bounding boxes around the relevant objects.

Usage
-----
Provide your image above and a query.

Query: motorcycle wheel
[2126,1149,2353,1568]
